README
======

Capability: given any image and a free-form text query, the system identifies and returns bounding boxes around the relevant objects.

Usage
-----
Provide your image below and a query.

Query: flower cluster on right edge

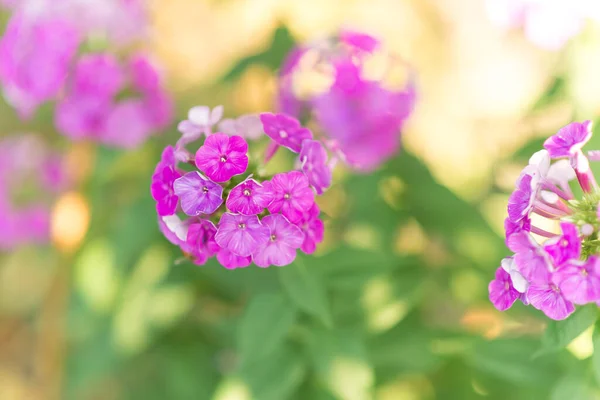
[490,120,600,320]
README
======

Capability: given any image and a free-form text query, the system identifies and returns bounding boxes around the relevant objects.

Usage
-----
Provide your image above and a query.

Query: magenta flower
[312,65,415,171]
[102,100,153,149]
[504,216,531,245]
[508,231,553,284]
[215,213,270,257]
[297,204,325,255]
[259,113,313,153]
[544,121,592,159]
[173,172,223,216]
[0,14,80,118]
[527,281,575,320]
[150,149,181,216]
[195,134,249,182]
[543,222,581,267]
[252,214,305,268]
[56,54,124,140]
[340,30,380,53]
[500,257,529,293]
[226,179,271,215]
[300,140,332,194]
[262,171,315,223]
[217,248,252,270]
[0,135,69,249]
[186,220,220,266]
[489,267,520,311]
[553,257,600,305]
[507,174,537,223]
[56,53,172,147]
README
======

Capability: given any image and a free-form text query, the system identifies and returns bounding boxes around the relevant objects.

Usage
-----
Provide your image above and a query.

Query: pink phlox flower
[299,139,332,194]
[508,231,553,284]
[504,216,531,245]
[507,173,538,223]
[340,30,380,53]
[151,146,181,216]
[489,267,521,311]
[553,256,600,305]
[225,178,272,215]
[215,213,270,257]
[252,214,305,268]
[186,220,220,266]
[296,203,325,255]
[543,222,581,267]
[261,171,315,223]
[259,112,313,153]
[173,171,224,216]
[526,279,575,320]
[195,133,249,182]
[544,121,592,159]
[217,248,252,270]
[0,13,80,118]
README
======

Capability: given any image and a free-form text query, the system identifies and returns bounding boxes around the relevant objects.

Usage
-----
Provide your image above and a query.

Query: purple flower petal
[489,267,520,311]
[259,112,313,153]
[553,256,600,304]
[215,213,269,257]
[186,220,220,266]
[507,174,537,222]
[252,214,305,268]
[527,282,575,320]
[300,139,332,194]
[195,133,249,182]
[543,222,581,267]
[217,248,252,270]
[544,120,593,158]
[173,171,223,216]
[507,231,553,284]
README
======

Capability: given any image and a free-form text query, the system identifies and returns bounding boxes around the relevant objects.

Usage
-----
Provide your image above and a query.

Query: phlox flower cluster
[485,0,600,50]
[151,106,329,269]
[490,120,600,320]
[277,30,416,172]
[0,134,69,249]
[0,0,172,148]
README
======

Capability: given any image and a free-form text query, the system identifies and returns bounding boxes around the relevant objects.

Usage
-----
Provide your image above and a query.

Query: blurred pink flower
[0,135,69,250]
[485,0,600,50]
[56,53,173,148]
[277,32,416,171]
[0,13,80,118]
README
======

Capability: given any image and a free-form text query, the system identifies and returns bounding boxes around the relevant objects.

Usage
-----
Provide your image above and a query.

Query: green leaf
[536,305,598,357]
[238,293,297,363]
[279,256,333,328]
[239,345,306,400]
[592,320,600,385]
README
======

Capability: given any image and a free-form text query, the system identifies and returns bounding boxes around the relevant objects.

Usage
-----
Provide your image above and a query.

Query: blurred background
[2,0,600,399]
